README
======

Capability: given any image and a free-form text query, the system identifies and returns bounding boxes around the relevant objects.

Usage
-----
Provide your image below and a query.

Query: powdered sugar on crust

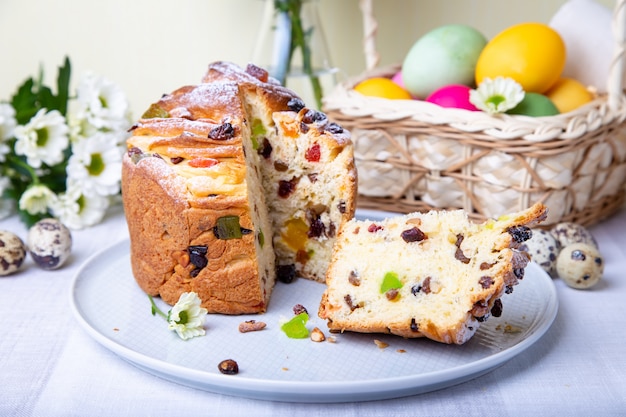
[157,82,245,123]
[124,154,190,207]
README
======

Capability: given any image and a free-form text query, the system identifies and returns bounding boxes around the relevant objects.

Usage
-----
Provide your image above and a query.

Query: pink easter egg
[425,84,478,111]
[391,71,405,88]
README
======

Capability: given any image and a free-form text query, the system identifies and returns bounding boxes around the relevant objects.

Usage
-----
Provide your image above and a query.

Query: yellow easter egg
[353,77,413,100]
[475,23,566,93]
[545,77,594,113]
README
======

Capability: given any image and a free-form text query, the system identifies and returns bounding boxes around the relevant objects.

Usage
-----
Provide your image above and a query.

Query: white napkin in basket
[549,0,614,93]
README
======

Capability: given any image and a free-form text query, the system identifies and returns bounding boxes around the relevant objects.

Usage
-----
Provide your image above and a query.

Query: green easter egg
[507,92,560,117]
[402,24,487,99]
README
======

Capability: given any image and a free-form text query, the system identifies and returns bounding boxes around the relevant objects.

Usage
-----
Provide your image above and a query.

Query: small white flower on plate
[470,77,525,115]
[167,292,208,340]
[13,108,69,168]
[66,132,123,196]
[18,184,57,215]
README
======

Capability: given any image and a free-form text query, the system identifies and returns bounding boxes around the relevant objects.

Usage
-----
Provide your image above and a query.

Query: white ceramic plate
[70,211,558,403]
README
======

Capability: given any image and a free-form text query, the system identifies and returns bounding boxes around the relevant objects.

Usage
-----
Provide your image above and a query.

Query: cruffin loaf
[122,62,356,314]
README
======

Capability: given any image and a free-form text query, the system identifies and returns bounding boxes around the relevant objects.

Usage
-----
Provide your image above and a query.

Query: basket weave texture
[324,0,626,227]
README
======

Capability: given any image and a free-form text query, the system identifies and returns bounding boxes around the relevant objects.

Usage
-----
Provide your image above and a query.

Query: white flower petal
[49,185,109,229]
[470,77,525,114]
[66,132,123,196]
[167,292,208,340]
[13,109,69,168]
[18,185,57,215]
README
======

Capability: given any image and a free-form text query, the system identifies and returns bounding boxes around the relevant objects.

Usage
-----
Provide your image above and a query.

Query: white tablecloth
[1,205,625,416]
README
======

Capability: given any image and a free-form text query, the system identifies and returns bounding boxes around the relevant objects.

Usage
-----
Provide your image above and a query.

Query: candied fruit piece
[251,119,266,150]
[491,299,503,317]
[257,229,265,248]
[213,216,248,239]
[277,264,296,283]
[281,312,309,338]
[188,245,208,277]
[245,63,269,82]
[188,157,219,168]
[325,122,344,134]
[305,143,321,162]
[401,227,426,243]
[278,177,299,198]
[218,359,239,375]
[479,276,494,289]
[287,97,306,112]
[507,225,532,243]
[274,160,289,172]
[380,271,403,294]
[208,122,235,140]
[281,218,308,251]
[141,103,170,119]
[258,138,272,158]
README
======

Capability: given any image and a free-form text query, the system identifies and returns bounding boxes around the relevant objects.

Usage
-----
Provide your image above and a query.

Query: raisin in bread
[203,61,357,283]
[122,62,356,314]
[318,203,547,344]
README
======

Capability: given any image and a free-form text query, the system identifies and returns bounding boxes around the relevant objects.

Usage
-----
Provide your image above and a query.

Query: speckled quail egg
[0,230,27,276]
[27,218,72,270]
[519,229,561,277]
[556,242,603,289]
[551,222,598,248]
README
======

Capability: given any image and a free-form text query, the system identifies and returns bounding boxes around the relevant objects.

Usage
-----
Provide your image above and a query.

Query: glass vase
[252,0,339,110]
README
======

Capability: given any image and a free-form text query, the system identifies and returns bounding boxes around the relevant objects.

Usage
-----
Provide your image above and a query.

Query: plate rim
[69,230,558,403]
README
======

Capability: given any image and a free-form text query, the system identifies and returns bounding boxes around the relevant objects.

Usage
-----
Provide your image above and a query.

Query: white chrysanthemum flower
[13,109,69,168]
[167,292,208,340]
[73,72,131,133]
[0,104,17,162]
[49,184,109,230]
[469,77,525,115]
[18,184,57,215]
[66,132,123,196]
[0,176,15,219]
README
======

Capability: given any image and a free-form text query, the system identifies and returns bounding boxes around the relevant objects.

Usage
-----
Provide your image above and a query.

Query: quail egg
[27,218,72,270]
[551,222,598,248]
[556,242,603,289]
[0,230,27,276]
[519,229,561,277]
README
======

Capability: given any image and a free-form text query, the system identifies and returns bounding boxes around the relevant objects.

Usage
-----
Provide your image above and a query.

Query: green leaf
[11,78,39,124]
[56,56,71,116]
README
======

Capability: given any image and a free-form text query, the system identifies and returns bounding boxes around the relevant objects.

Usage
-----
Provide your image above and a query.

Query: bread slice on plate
[318,203,547,344]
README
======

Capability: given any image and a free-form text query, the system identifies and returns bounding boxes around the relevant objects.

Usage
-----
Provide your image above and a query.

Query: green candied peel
[214,215,243,239]
[141,103,170,119]
[380,271,403,294]
[281,312,309,339]
[250,119,266,150]
[258,229,265,248]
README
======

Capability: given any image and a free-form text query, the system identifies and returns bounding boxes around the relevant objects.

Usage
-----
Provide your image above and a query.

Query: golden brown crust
[123,61,356,314]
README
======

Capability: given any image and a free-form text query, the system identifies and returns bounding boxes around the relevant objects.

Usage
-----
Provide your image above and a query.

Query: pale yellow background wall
[0,0,615,118]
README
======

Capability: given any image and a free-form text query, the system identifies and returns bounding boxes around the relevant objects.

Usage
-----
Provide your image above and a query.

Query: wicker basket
[323,0,626,227]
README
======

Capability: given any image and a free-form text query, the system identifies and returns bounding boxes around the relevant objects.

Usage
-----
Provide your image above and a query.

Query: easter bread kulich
[122,62,356,314]
[318,203,547,344]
